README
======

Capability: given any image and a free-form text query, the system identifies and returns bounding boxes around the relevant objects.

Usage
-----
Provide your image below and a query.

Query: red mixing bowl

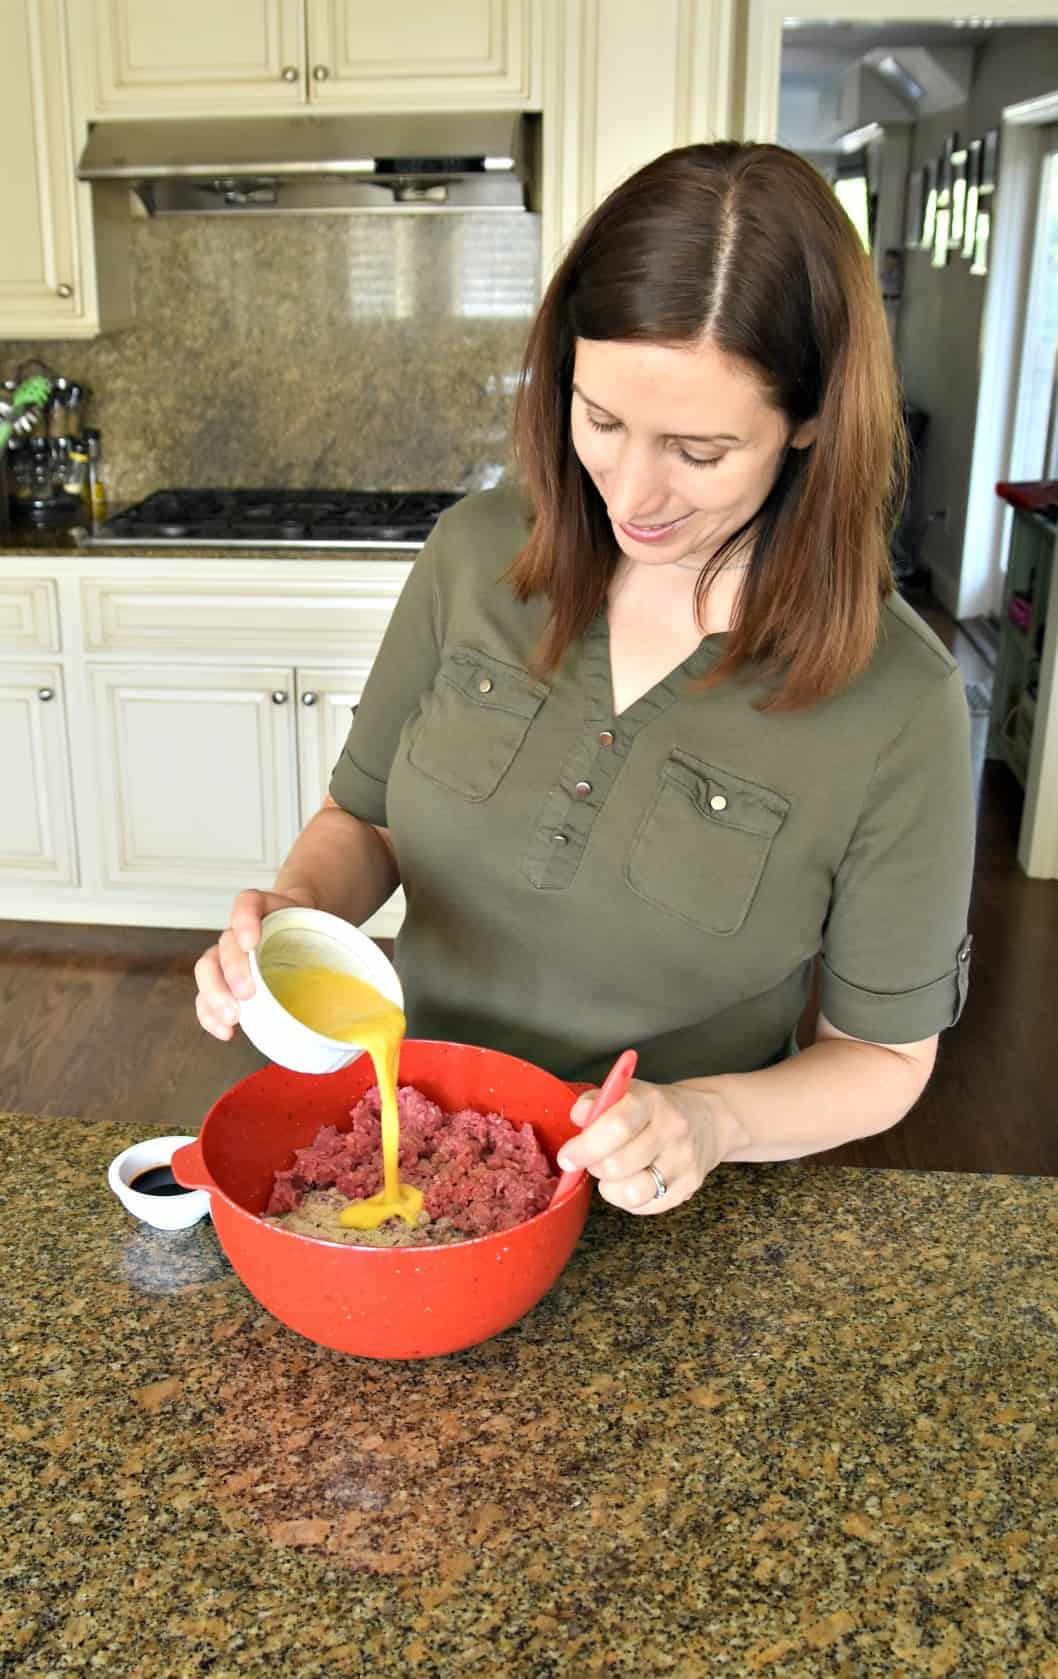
[171,1040,592,1360]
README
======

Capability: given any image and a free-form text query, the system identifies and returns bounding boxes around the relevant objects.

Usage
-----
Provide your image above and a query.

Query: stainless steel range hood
[78,112,532,214]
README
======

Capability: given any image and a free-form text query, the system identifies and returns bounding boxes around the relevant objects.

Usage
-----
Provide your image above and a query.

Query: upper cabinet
[86,0,308,112]
[0,0,126,338]
[82,0,538,115]
[304,1,535,110]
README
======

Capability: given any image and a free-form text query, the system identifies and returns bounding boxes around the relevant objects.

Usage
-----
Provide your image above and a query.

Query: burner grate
[93,488,465,547]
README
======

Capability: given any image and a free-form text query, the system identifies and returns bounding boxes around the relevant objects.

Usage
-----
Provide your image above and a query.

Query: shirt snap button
[598,730,615,747]
[552,832,568,845]
[709,793,728,812]
[574,780,592,798]
[478,676,494,694]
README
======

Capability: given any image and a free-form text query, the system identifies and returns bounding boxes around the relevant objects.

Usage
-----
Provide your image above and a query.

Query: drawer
[81,570,413,658]
[0,579,60,653]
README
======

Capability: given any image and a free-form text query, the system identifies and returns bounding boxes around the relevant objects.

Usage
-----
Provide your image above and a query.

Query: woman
[194,141,975,1220]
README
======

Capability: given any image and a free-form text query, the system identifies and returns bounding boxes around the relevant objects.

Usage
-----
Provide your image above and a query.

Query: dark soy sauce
[130,1164,191,1197]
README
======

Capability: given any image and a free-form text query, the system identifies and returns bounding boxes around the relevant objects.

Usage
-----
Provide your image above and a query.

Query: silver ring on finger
[648,1162,667,1201]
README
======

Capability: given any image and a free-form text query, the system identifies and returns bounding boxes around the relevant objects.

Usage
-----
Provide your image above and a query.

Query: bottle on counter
[63,435,90,501]
[47,377,69,439]
[65,382,85,439]
[84,427,107,521]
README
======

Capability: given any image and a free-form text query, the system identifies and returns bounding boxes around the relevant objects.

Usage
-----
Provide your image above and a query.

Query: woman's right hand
[193,886,315,1041]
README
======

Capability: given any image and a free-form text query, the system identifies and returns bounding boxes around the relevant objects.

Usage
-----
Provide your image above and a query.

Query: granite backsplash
[0,211,541,504]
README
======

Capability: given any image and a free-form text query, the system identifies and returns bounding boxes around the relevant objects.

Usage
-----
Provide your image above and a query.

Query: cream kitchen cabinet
[88,662,302,892]
[78,562,410,928]
[0,664,78,885]
[83,0,308,113]
[303,0,535,112]
[87,657,406,932]
[81,0,537,115]
[294,665,367,819]
[0,555,410,936]
[0,0,127,338]
[295,666,408,928]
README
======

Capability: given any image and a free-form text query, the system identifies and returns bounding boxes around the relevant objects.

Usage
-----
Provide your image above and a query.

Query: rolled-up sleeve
[820,664,975,1044]
[328,515,447,824]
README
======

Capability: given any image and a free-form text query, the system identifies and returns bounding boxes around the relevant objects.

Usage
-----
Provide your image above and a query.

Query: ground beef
[264,1083,558,1246]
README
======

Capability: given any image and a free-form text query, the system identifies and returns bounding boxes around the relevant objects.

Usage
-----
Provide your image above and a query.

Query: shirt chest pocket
[626,751,790,936]
[407,648,549,802]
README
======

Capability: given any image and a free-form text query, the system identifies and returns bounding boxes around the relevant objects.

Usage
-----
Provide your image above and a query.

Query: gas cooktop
[82,488,465,549]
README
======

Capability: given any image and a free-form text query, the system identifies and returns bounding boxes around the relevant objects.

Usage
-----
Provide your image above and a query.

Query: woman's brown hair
[509,140,906,708]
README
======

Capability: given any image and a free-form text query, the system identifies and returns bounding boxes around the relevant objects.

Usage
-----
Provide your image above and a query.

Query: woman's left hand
[556,1079,735,1215]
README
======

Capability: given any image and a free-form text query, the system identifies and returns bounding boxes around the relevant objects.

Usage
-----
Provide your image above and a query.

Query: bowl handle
[171,1137,215,1194]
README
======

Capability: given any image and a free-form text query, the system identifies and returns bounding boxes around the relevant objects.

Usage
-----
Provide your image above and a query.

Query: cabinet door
[294,667,366,821]
[87,0,306,112]
[0,1,86,335]
[295,667,405,934]
[305,0,534,109]
[0,664,77,884]
[90,664,299,889]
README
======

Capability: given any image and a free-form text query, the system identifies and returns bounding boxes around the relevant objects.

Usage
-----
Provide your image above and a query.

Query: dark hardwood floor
[2,601,1055,1174]
[825,602,1058,1172]
[823,756,1058,1173]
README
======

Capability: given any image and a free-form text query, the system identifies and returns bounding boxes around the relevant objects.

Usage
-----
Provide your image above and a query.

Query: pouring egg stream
[258,962,423,1230]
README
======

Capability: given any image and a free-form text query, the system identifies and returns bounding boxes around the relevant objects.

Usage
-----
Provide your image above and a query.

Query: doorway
[769,17,1058,621]
[746,4,1058,879]
[1004,120,1058,617]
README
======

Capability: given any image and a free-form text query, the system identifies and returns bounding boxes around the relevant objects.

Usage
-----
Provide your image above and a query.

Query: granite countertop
[5,1112,1058,1678]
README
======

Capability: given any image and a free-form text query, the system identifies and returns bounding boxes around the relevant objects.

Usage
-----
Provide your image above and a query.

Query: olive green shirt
[330,486,974,1085]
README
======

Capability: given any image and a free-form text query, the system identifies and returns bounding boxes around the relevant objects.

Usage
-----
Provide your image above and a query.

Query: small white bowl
[108,1134,211,1231]
[237,906,404,1075]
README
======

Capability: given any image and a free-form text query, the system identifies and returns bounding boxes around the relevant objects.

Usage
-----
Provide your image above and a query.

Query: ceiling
[778,20,1030,158]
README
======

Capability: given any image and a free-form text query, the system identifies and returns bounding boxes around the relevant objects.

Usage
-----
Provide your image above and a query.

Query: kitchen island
[5,1112,1057,1678]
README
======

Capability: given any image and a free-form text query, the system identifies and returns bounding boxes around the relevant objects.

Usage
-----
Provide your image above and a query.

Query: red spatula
[549,1048,638,1210]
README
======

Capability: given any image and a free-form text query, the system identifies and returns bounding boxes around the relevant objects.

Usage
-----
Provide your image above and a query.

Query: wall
[896,25,1058,610]
[0,210,541,504]
[869,127,912,296]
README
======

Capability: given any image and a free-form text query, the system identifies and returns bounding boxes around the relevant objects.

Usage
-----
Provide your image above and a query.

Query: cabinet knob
[38,686,55,701]
[312,64,330,81]
[300,690,318,706]
[281,65,299,82]
[271,690,288,704]
[56,284,73,299]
